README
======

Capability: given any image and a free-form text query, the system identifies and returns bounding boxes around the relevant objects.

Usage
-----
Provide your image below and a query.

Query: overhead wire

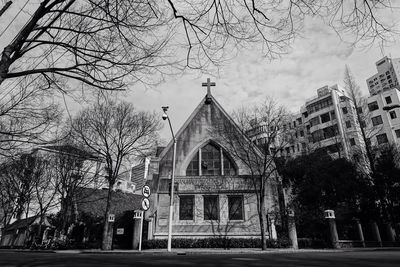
[0,0,29,39]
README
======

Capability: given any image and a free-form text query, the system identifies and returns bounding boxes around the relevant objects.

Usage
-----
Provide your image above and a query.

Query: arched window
[186,142,237,176]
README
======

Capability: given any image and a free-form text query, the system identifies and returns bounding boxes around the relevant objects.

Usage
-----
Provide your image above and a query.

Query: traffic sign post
[141,198,150,211]
[142,185,151,198]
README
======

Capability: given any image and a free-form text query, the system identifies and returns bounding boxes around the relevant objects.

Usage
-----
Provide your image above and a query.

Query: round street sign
[142,185,151,198]
[141,198,150,211]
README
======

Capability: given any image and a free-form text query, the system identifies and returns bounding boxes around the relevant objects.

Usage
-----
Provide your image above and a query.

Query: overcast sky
[1,1,399,139]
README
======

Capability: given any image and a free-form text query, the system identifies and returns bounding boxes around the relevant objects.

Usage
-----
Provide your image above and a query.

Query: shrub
[142,237,290,249]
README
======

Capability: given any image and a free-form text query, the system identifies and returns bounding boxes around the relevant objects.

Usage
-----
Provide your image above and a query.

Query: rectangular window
[300,130,304,137]
[342,107,348,114]
[371,115,383,126]
[346,121,351,128]
[228,195,244,220]
[395,129,400,138]
[204,195,219,220]
[357,107,363,114]
[309,116,320,127]
[385,96,392,104]
[376,133,388,145]
[390,111,397,119]
[320,112,330,123]
[368,101,379,112]
[179,195,194,220]
[360,120,366,128]
[350,138,356,146]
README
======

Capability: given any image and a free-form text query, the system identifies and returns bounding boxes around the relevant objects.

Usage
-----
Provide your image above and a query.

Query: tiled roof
[75,187,142,218]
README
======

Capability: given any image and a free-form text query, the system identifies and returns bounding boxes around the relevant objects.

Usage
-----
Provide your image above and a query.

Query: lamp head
[162,106,169,120]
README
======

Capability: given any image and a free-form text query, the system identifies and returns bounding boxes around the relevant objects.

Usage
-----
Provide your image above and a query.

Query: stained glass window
[203,195,219,220]
[223,152,236,176]
[179,195,194,220]
[185,142,237,176]
[186,153,199,176]
[228,195,244,220]
[201,143,221,176]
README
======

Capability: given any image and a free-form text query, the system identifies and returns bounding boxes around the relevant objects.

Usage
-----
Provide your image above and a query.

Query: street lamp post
[162,106,177,252]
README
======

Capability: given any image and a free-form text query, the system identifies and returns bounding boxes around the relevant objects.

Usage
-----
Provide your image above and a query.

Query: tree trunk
[259,194,267,250]
[101,186,113,250]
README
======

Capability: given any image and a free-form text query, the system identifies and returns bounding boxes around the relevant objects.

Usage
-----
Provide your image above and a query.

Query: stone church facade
[145,87,281,239]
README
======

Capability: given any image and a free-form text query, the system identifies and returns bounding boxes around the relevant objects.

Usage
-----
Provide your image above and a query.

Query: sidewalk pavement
[3,247,399,255]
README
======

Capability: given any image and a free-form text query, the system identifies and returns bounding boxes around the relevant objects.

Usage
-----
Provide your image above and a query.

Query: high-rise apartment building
[365,56,400,146]
[249,85,366,161]
[366,56,400,96]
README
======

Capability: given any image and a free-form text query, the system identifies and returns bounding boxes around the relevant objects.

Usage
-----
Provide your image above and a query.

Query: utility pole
[0,1,12,18]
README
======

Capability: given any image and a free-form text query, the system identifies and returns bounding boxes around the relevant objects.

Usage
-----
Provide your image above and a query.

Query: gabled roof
[5,216,51,231]
[158,93,263,159]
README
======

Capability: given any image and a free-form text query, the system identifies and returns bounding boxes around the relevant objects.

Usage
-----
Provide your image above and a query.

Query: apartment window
[306,96,333,114]
[395,129,400,138]
[371,115,383,126]
[300,130,304,137]
[390,111,397,119]
[376,133,388,145]
[368,101,379,112]
[320,112,330,123]
[357,107,363,114]
[349,138,356,146]
[342,107,348,114]
[346,121,351,128]
[228,195,244,220]
[179,195,194,220]
[309,116,320,127]
[385,96,392,104]
[204,195,219,220]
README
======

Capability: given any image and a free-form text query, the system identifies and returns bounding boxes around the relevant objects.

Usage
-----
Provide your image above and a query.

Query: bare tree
[0,154,42,224]
[0,1,395,90]
[343,66,382,172]
[343,65,392,223]
[42,142,103,235]
[0,78,62,158]
[72,99,160,250]
[216,97,292,250]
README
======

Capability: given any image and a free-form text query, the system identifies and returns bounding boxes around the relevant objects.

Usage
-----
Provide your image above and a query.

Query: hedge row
[142,237,291,249]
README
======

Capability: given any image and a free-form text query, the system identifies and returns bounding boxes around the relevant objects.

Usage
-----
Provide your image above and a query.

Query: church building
[145,79,282,240]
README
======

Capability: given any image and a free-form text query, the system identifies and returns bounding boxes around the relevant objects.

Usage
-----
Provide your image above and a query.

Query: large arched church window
[186,142,237,176]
